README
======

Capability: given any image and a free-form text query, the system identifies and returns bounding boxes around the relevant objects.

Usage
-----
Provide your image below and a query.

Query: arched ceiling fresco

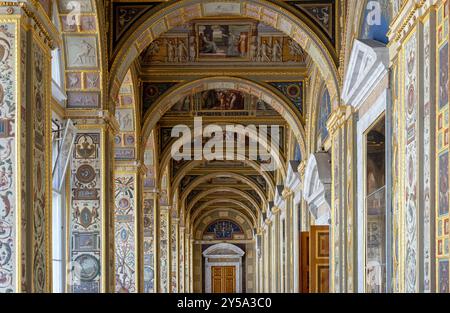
[107,0,341,109]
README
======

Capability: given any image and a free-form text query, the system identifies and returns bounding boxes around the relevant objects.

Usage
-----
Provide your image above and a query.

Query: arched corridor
[0,0,449,294]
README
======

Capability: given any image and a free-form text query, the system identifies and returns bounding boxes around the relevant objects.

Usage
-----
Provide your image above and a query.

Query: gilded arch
[191,202,257,230]
[179,171,270,207]
[194,209,255,240]
[158,125,288,181]
[164,157,276,196]
[108,0,340,109]
[141,77,307,160]
[186,187,262,216]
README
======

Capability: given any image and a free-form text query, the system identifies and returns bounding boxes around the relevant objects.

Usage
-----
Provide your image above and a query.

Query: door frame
[356,89,388,292]
[207,263,240,293]
[203,243,245,293]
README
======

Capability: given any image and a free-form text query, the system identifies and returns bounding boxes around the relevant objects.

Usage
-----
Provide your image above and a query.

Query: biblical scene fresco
[197,23,251,60]
[143,84,279,117]
[140,21,308,65]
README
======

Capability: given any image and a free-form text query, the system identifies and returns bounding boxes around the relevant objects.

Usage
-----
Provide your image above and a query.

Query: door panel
[224,267,236,293]
[212,267,223,293]
[310,226,329,293]
[211,266,236,293]
[300,232,310,293]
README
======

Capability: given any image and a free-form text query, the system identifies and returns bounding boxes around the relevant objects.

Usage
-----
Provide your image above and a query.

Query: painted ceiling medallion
[74,254,100,282]
[76,164,96,184]
[118,197,130,210]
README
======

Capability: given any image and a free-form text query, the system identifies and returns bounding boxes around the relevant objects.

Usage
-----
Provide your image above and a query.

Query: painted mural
[404,31,418,293]
[114,71,136,161]
[439,43,449,109]
[142,82,177,115]
[436,3,449,293]
[143,196,155,293]
[20,28,27,293]
[423,16,432,293]
[159,211,169,293]
[317,87,331,149]
[204,220,243,240]
[142,80,282,118]
[32,39,49,293]
[269,82,304,115]
[197,23,251,60]
[0,23,16,293]
[179,231,185,292]
[69,133,102,293]
[114,175,137,293]
[170,219,178,292]
[140,21,308,65]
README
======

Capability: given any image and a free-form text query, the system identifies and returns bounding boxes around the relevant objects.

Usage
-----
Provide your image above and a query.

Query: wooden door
[310,226,329,293]
[300,232,310,293]
[211,266,236,293]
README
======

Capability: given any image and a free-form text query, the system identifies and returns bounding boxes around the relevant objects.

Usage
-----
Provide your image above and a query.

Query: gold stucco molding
[0,1,60,49]
[282,187,293,199]
[326,105,353,135]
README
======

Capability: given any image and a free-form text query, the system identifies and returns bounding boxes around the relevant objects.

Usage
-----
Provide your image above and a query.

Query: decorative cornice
[115,160,147,175]
[66,110,121,135]
[298,160,307,178]
[282,187,293,199]
[0,1,60,49]
[326,105,352,135]
[388,0,428,43]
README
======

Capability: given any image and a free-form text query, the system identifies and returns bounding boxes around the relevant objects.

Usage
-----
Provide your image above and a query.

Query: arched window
[204,220,243,240]
[316,87,331,150]
[293,142,302,162]
[360,0,392,44]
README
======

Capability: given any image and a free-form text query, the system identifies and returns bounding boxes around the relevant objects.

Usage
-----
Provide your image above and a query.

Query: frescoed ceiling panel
[110,1,165,54]
[284,0,337,45]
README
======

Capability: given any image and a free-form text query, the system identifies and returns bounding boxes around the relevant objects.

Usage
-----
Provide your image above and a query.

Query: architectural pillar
[433,2,448,294]
[388,1,442,293]
[184,230,190,293]
[142,190,157,293]
[0,2,57,293]
[178,225,185,293]
[67,113,118,293]
[170,213,179,293]
[159,205,170,293]
[263,218,270,292]
[283,187,295,292]
[114,162,143,293]
[189,234,194,292]
[327,105,356,293]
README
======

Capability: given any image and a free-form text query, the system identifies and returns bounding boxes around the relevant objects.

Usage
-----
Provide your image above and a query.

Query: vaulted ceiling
[108,0,340,231]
